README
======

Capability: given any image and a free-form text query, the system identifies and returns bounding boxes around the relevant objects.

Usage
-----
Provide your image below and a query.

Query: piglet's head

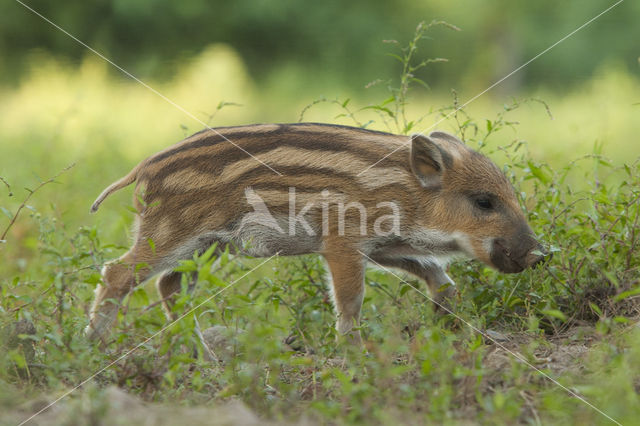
[410,131,548,273]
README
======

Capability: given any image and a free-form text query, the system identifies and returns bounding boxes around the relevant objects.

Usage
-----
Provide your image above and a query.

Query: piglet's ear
[410,134,446,188]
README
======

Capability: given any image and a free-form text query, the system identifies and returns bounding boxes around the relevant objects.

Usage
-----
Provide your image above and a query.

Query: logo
[239,187,400,237]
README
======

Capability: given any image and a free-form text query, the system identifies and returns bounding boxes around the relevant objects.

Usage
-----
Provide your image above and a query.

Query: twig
[0,163,75,243]
[0,176,13,196]
[141,293,178,314]
[8,283,55,312]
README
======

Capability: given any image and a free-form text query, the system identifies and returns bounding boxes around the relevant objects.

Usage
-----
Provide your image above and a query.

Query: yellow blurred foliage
[0,44,255,158]
[0,46,638,166]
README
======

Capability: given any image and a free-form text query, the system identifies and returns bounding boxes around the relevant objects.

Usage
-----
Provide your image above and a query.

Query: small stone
[485,329,509,342]
[200,325,243,363]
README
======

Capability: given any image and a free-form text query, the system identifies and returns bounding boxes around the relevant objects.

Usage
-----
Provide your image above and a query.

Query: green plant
[300,20,459,135]
[2,20,640,426]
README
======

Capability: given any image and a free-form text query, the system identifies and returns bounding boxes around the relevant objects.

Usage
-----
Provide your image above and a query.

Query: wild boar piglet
[86,123,547,343]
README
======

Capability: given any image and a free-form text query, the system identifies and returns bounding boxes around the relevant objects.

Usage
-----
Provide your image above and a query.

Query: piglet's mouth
[490,238,549,274]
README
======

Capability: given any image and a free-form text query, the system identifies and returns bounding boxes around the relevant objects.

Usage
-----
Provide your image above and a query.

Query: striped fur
[85,123,545,343]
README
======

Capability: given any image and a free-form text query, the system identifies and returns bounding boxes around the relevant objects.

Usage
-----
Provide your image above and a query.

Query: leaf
[147,238,156,255]
[84,272,102,285]
[601,270,620,287]
[362,105,395,117]
[613,286,640,302]
[174,260,197,273]
[588,302,603,317]
[593,192,610,204]
[135,262,149,272]
[421,359,432,375]
[380,96,395,106]
[291,356,313,365]
[130,287,150,306]
[403,121,415,134]
[1,206,13,219]
[527,161,552,184]
[44,332,64,347]
[9,350,27,369]
[385,53,404,63]
[198,242,219,264]
[541,309,566,321]
[410,77,430,90]
[508,297,523,308]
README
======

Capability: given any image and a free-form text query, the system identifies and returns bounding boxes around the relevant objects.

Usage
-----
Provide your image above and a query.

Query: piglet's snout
[515,237,550,270]
[491,234,549,273]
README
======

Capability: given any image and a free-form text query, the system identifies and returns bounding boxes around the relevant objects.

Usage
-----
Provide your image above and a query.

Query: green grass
[2,26,640,425]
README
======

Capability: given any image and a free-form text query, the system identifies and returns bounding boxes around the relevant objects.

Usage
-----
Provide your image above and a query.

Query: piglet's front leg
[369,256,457,311]
[322,242,365,345]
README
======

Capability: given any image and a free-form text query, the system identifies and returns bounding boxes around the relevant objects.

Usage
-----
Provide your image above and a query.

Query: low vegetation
[2,23,639,425]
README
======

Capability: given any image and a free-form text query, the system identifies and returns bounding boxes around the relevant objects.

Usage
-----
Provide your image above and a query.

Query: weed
[2,21,640,426]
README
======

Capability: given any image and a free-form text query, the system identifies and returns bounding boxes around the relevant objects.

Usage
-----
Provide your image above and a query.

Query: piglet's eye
[474,197,494,211]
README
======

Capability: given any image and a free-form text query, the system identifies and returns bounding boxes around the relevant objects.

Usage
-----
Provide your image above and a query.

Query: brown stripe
[147,124,288,164]
[143,165,363,202]
[147,123,406,168]
[149,152,413,199]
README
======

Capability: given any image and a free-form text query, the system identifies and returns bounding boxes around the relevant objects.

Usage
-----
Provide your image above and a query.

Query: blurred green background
[2,0,638,91]
[1,0,639,266]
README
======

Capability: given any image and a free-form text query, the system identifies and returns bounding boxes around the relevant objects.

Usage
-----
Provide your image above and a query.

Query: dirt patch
[5,386,308,426]
[484,340,590,376]
[483,327,596,376]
